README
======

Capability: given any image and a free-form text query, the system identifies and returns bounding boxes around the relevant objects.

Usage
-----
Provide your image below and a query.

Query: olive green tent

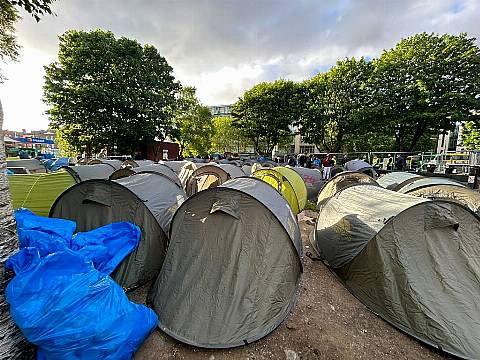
[185,163,245,196]
[312,184,480,359]
[7,170,77,216]
[317,171,378,205]
[149,177,302,348]
[50,172,186,290]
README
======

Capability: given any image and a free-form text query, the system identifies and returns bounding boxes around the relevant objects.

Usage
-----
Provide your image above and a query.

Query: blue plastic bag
[6,248,158,360]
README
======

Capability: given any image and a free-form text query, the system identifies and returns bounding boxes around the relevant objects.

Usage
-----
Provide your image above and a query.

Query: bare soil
[130,211,449,360]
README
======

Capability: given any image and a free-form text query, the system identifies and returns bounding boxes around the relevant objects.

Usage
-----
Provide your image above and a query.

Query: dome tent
[149,177,302,348]
[344,159,377,178]
[312,184,480,359]
[87,159,123,170]
[50,172,186,291]
[63,164,117,182]
[377,171,421,190]
[185,163,245,196]
[121,159,155,168]
[178,161,208,189]
[109,163,181,186]
[317,171,378,206]
[328,165,346,179]
[396,176,466,194]
[158,160,188,175]
[287,166,323,201]
[252,166,307,215]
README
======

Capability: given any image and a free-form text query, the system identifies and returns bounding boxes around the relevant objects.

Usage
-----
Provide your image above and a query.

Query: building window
[300,145,315,154]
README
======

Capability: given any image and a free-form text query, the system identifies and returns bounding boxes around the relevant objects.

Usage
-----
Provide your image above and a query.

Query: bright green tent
[8,170,77,216]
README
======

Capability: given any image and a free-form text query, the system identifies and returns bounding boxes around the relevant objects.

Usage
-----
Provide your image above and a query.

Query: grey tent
[408,184,480,216]
[329,165,346,179]
[87,159,123,170]
[288,166,323,201]
[312,184,480,359]
[50,172,186,290]
[178,161,209,189]
[185,163,245,196]
[7,158,46,173]
[344,159,377,178]
[317,171,378,205]
[63,164,117,182]
[377,172,422,190]
[122,159,154,168]
[109,163,181,186]
[396,176,466,194]
[158,160,188,175]
[149,177,302,348]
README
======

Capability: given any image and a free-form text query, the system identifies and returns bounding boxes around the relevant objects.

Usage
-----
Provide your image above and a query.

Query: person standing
[322,154,333,180]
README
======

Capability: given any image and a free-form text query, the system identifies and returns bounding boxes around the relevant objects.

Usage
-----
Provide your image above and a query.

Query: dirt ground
[129,211,450,360]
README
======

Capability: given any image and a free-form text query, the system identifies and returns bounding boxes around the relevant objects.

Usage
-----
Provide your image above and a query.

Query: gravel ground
[130,211,450,360]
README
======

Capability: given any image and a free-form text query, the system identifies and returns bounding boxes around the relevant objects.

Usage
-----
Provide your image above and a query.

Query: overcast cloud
[1,0,479,130]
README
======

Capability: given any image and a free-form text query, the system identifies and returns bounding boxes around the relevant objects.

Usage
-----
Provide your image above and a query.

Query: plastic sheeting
[313,185,480,358]
[149,177,301,348]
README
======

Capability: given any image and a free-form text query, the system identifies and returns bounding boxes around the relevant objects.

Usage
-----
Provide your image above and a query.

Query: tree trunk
[0,99,34,358]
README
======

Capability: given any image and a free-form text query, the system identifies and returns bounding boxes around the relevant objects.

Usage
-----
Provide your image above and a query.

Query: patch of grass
[304,200,318,212]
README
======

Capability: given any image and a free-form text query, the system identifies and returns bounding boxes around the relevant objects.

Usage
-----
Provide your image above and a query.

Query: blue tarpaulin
[5,210,157,359]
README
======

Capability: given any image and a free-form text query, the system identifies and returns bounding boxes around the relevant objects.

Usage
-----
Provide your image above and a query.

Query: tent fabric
[329,165,346,179]
[50,172,186,290]
[288,167,323,201]
[377,172,423,190]
[313,184,480,359]
[122,159,154,168]
[317,171,378,206]
[178,161,208,189]
[408,184,480,216]
[252,166,307,215]
[6,159,46,173]
[109,163,181,186]
[8,170,77,216]
[396,176,466,194]
[185,163,245,196]
[158,160,188,175]
[87,159,123,170]
[149,177,302,348]
[63,164,116,182]
[344,159,377,178]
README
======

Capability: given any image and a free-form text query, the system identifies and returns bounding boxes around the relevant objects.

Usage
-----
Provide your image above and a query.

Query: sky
[0,0,479,131]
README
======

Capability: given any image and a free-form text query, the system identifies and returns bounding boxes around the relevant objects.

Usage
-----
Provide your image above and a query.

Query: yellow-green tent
[8,170,77,216]
[252,166,307,215]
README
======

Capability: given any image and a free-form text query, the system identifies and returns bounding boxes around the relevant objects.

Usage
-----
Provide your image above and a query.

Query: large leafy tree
[369,32,480,152]
[462,121,480,150]
[299,57,372,152]
[211,116,252,154]
[232,80,301,155]
[172,86,215,157]
[43,29,179,156]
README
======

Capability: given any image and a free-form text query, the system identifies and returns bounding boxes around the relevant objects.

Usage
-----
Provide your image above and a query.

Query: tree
[462,121,480,150]
[300,57,372,152]
[211,116,252,154]
[369,32,480,152]
[172,86,215,157]
[232,80,301,155]
[43,29,179,157]
[6,0,56,21]
[0,2,20,81]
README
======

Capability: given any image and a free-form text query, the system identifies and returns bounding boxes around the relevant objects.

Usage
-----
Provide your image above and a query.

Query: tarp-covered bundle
[64,164,117,182]
[6,158,46,173]
[50,172,186,290]
[252,166,307,215]
[288,167,323,201]
[344,159,377,178]
[6,210,157,359]
[149,177,302,348]
[185,163,245,196]
[8,170,77,216]
[109,163,181,186]
[312,184,480,358]
[317,171,378,205]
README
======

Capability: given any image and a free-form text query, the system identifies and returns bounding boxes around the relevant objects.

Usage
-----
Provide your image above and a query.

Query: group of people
[287,153,336,180]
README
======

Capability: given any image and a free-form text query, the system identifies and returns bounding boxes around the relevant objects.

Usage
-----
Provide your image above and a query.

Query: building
[209,105,232,117]
[437,123,464,153]
[3,129,57,156]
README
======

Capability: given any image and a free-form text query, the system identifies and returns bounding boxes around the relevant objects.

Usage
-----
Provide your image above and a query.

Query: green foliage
[172,86,215,157]
[0,2,20,81]
[462,121,480,150]
[300,57,372,152]
[7,0,56,21]
[55,128,78,157]
[232,80,301,155]
[369,32,480,151]
[211,116,252,154]
[43,29,179,156]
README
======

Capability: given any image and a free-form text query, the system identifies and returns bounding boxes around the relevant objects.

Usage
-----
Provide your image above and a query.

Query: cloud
[1,0,479,130]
